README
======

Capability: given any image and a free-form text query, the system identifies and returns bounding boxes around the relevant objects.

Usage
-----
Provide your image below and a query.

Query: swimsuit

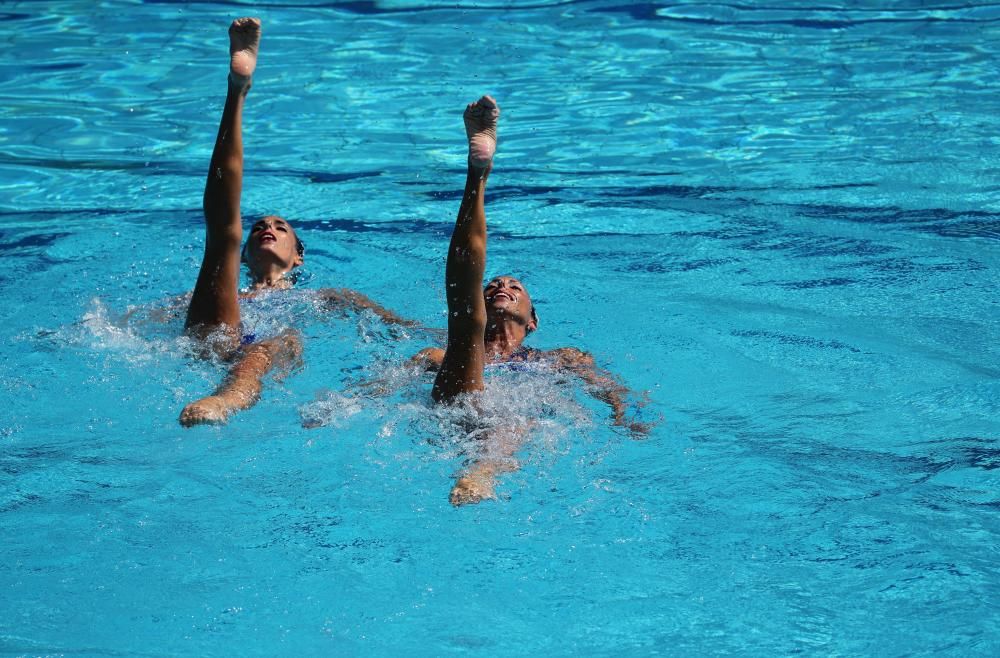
[236,291,298,347]
[484,348,545,374]
[484,360,533,374]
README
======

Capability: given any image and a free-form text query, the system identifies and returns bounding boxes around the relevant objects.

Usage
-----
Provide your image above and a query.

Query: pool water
[2,1,999,655]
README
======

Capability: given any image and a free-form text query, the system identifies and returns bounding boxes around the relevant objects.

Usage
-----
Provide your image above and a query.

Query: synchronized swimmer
[178,18,650,505]
[410,95,649,504]
[181,18,411,426]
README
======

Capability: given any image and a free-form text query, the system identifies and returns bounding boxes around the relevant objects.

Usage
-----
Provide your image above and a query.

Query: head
[484,275,538,335]
[242,215,305,282]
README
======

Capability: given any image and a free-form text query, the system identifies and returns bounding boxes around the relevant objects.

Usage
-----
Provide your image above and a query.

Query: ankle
[467,160,492,180]
[228,72,252,93]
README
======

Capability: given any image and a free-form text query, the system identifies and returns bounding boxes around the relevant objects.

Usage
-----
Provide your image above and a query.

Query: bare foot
[229,17,261,87]
[449,472,496,506]
[464,95,499,170]
[180,395,230,427]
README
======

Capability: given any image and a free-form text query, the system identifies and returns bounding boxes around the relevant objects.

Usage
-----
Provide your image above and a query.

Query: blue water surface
[2,0,999,655]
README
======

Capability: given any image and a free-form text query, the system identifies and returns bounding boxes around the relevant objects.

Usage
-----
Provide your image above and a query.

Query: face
[244,215,303,273]
[484,275,537,332]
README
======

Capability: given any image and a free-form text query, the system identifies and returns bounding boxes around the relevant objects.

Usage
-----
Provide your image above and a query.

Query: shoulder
[412,347,445,369]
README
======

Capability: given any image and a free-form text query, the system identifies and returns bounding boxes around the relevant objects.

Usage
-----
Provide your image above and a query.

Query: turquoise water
[2,0,999,654]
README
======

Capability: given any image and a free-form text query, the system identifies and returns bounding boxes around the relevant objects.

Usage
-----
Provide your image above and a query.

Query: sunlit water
[2,1,999,655]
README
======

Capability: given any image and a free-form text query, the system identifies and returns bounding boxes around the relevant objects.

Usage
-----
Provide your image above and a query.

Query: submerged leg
[450,460,509,505]
[184,17,261,348]
[180,331,303,426]
[432,95,500,402]
[449,423,527,506]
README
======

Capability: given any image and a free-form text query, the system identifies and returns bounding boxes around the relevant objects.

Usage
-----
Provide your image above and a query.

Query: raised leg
[432,96,499,403]
[184,17,261,348]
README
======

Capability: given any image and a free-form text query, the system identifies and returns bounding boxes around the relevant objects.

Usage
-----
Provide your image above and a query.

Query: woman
[181,18,410,426]
[413,96,649,505]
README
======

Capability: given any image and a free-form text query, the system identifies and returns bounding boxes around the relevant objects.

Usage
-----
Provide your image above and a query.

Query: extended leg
[180,331,303,426]
[184,18,261,349]
[432,96,499,402]
[449,422,529,505]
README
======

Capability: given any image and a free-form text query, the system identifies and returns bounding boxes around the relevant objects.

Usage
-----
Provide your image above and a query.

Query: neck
[249,264,294,290]
[484,318,528,360]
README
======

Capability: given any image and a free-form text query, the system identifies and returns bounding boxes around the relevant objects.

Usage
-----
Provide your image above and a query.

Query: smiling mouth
[490,291,516,303]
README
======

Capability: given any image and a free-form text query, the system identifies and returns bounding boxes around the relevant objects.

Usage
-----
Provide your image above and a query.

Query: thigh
[185,242,243,342]
[432,335,485,402]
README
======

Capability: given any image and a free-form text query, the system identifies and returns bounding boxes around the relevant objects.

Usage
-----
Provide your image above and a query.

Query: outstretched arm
[185,18,261,347]
[551,348,652,437]
[432,96,500,402]
[318,287,418,327]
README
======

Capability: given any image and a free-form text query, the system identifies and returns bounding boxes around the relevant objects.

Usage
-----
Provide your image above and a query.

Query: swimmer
[180,18,412,427]
[412,96,650,505]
